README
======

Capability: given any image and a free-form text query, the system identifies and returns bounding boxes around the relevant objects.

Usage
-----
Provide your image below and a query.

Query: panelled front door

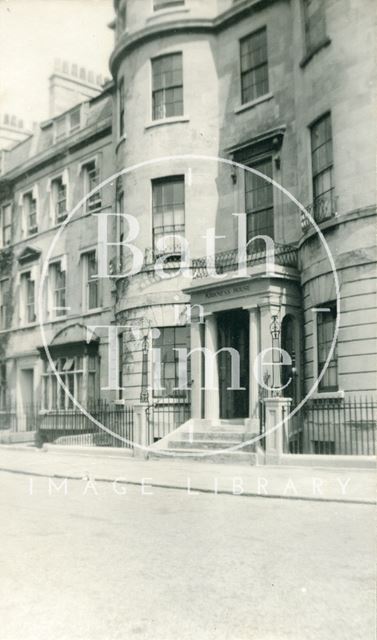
[217,309,249,419]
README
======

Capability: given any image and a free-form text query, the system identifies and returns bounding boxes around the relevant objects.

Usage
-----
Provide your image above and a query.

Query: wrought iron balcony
[192,243,298,279]
[301,191,338,233]
[111,243,298,279]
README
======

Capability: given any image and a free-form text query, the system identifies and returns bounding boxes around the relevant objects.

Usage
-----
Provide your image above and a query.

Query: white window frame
[19,268,37,326]
[47,170,70,225]
[311,305,343,398]
[78,157,102,213]
[0,203,12,248]
[48,257,67,320]
[80,248,101,313]
[19,186,39,237]
[0,278,10,330]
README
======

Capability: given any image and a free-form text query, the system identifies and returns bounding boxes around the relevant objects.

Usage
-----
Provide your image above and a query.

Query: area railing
[288,396,376,455]
[0,401,134,449]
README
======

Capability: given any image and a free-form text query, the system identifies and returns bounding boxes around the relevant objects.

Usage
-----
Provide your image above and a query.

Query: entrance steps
[147,419,263,465]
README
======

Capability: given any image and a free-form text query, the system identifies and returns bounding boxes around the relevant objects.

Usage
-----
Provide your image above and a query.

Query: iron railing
[287,397,376,455]
[301,192,338,232]
[0,402,134,449]
[147,396,191,444]
[0,404,39,432]
[192,243,298,279]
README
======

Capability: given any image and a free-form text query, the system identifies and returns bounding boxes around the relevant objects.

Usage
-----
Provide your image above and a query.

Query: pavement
[0,444,375,504]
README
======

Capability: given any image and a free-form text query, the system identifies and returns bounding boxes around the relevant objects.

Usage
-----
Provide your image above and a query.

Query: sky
[0,0,114,127]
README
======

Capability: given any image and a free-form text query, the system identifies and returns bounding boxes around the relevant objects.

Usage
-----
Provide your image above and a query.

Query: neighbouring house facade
[0,0,376,456]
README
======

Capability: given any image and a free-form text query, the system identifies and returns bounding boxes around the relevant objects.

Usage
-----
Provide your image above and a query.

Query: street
[0,470,374,640]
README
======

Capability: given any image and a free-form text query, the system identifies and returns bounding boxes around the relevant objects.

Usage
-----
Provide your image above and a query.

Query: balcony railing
[301,191,338,233]
[111,243,298,279]
[192,243,298,279]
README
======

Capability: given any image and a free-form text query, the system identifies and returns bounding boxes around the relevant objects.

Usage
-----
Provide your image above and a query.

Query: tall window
[0,363,7,410]
[21,272,35,324]
[153,326,190,398]
[23,192,38,235]
[316,304,338,391]
[303,0,326,52]
[152,176,185,256]
[119,78,125,137]
[84,161,101,212]
[310,113,335,222]
[1,204,11,248]
[117,191,125,271]
[49,262,66,318]
[153,0,184,9]
[42,354,99,410]
[0,279,9,330]
[240,28,269,105]
[118,332,123,400]
[52,177,67,222]
[245,158,274,250]
[152,53,183,120]
[82,251,99,311]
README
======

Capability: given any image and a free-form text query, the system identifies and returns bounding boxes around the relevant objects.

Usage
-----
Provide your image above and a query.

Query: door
[217,309,249,419]
[19,368,35,431]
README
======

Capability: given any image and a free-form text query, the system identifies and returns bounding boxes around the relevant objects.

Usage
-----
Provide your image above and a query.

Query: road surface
[0,471,374,640]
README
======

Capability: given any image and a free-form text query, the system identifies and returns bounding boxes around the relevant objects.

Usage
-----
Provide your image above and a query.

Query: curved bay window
[152,176,185,257]
[153,326,190,399]
[316,304,338,391]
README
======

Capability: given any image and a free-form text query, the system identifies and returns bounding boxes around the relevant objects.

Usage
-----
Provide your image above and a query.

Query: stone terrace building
[0,62,117,434]
[0,0,376,456]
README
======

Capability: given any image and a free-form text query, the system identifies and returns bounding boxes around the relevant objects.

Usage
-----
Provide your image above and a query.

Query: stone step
[168,439,246,450]
[148,448,257,465]
[178,432,244,442]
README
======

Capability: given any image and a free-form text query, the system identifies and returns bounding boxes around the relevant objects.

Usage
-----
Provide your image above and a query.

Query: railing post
[133,403,149,457]
[263,396,292,464]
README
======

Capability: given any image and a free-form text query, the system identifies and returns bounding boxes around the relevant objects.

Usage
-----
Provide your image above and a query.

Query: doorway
[217,309,249,419]
[19,368,34,431]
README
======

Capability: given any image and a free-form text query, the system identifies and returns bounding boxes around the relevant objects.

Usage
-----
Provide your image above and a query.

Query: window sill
[81,308,103,317]
[19,321,38,329]
[26,230,39,239]
[300,37,331,68]
[147,7,189,21]
[311,390,344,400]
[145,115,189,130]
[46,314,69,324]
[234,92,274,115]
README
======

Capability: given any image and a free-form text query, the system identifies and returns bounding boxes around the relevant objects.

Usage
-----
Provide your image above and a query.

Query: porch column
[204,314,219,420]
[190,321,202,419]
[247,306,260,434]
